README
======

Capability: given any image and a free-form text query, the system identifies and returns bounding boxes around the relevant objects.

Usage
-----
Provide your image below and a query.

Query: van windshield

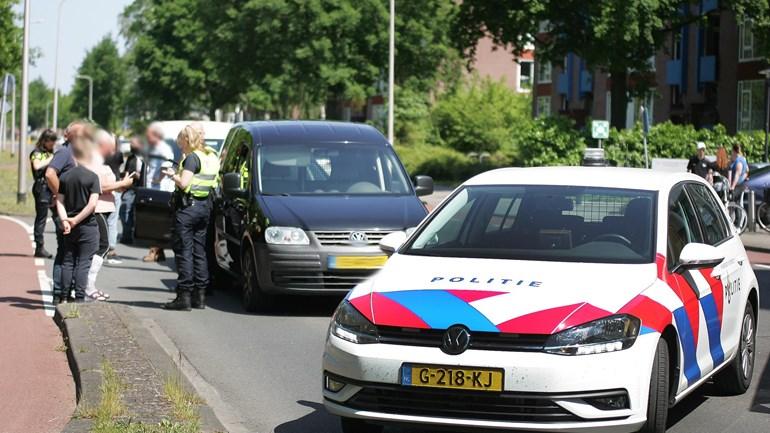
[258,144,412,195]
[404,185,657,264]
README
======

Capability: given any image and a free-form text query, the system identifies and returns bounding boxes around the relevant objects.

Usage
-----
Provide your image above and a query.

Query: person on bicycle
[728,143,749,201]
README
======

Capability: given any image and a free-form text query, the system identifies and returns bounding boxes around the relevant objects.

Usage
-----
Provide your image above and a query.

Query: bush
[513,116,587,166]
[432,77,531,154]
[394,144,512,183]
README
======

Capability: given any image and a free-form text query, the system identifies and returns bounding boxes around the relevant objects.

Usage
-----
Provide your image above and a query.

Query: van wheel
[241,247,271,312]
[639,339,669,433]
[714,302,756,395]
[340,417,383,433]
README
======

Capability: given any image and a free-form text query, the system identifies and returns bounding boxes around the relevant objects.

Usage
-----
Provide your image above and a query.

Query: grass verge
[0,150,34,216]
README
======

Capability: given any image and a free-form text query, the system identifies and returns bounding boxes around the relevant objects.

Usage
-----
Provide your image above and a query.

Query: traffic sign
[1,101,9,114]
[591,120,609,139]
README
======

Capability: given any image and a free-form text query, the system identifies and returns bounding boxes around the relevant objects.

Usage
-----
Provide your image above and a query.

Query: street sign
[591,120,609,139]
[1,101,9,114]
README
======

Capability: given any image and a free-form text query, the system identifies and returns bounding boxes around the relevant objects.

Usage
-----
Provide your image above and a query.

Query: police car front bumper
[322,332,660,432]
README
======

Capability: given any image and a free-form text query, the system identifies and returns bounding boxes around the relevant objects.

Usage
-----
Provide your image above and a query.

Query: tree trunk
[609,69,629,130]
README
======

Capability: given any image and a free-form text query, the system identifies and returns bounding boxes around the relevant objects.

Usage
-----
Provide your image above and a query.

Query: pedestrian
[163,125,220,310]
[103,134,124,260]
[55,126,100,303]
[45,121,84,303]
[83,130,136,300]
[29,129,57,258]
[687,141,713,180]
[120,136,144,244]
[729,143,750,201]
[143,122,174,262]
[714,146,730,178]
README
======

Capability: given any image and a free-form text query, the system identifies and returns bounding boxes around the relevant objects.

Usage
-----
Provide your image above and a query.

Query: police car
[322,167,758,433]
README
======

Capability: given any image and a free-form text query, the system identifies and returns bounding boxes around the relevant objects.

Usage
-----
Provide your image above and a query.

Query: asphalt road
[39,220,770,433]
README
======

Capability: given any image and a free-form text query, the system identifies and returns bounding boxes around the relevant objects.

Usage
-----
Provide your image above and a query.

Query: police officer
[162,125,220,311]
[30,129,58,258]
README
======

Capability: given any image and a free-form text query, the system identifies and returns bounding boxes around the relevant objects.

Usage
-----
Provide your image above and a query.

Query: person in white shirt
[143,122,174,262]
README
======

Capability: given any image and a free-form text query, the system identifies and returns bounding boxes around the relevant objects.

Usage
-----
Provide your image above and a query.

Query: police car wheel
[241,247,271,312]
[340,417,383,433]
[639,339,669,433]
[714,302,756,395]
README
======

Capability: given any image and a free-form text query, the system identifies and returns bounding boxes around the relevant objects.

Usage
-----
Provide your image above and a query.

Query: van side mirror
[222,172,247,199]
[674,243,724,273]
[414,175,434,197]
[379,231,407,255]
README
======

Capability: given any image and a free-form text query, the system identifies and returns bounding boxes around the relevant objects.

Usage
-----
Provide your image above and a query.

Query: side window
[686,183,730,245]
[668,186,703,268]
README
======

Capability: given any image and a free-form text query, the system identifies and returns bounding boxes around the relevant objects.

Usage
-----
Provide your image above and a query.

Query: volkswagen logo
[441,325,471,355]
[349,231,369,244]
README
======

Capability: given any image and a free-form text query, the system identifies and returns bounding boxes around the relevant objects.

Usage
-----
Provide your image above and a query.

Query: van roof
[238,121,390,146]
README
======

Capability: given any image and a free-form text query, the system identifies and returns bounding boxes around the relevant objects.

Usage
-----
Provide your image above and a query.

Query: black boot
[34,246,53,258]
[191,289,206,309]
[163,292,191,311]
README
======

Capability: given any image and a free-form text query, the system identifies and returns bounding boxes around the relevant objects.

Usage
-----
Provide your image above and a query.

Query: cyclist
[728,143,749,202]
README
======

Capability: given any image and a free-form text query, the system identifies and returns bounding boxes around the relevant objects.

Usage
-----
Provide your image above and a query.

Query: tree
[456,0,770,129]
[0,0,21,76]
[71,36,126,130]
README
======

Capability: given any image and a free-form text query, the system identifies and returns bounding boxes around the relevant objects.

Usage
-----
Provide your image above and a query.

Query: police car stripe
[673,306,701,385]
[382,290,499,332]
[699,293,725,366]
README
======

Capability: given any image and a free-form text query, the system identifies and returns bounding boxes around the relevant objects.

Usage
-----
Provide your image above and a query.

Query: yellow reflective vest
[178,148,220,198]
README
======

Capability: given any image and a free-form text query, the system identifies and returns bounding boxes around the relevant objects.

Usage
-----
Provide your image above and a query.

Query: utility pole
[76,74,93,120]
[10,75,15,156]
[387,0,395,144]
[18,0,31,203]
[52,0,68,131]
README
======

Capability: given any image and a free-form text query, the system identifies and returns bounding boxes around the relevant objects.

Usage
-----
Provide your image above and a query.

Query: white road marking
[0,216,53,317]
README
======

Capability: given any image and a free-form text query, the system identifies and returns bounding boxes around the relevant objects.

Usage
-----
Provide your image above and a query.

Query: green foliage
[395,143,510,183]
[71,36,126,130]
[432,77,531,153]
[512,116,586,167]
[0,0,21,76]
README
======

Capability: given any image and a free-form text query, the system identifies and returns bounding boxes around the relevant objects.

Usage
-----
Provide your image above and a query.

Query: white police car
[322,167,759,433]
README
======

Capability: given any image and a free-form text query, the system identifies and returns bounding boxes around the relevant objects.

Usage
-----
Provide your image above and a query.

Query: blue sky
[18,0,132,92]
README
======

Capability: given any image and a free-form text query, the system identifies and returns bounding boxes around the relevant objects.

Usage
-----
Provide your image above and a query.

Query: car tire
[241,246,272,312]
[639,339,669,433]
[340,417,383,433]
[714,302,756,395]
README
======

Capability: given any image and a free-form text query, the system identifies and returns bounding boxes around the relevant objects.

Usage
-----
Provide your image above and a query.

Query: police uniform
[164,148,220,310]
[29,147,53,257]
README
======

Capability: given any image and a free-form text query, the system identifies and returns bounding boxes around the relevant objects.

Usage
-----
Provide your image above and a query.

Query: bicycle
[755,187,770,232]
[714,174,747,234]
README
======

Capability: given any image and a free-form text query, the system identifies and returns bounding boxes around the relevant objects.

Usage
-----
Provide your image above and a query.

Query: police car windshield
[258,143,411,195]
[405,185,657,264]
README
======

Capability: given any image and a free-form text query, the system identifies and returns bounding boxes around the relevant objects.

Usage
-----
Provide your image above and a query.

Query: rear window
[405,185,657,264]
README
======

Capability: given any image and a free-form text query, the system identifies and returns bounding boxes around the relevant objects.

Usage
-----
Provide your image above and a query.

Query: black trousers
[95,213,111,258]
[172,199,211,293]
[52,212,65,297]
[60,220,98,299]
[32,188,50,248]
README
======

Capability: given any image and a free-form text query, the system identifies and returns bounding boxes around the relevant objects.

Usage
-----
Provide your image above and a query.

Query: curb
[55,303,227,433]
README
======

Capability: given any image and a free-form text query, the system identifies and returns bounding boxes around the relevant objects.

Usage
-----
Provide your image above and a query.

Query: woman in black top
[29,129,57,258]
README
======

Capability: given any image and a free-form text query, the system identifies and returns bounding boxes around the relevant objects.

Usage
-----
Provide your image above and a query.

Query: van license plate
[328,255,388,270]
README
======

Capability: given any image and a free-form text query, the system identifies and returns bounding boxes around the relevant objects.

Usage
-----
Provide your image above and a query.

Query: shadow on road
[0,295,45,310]
[750,269,770,415]
[274,401,339,433]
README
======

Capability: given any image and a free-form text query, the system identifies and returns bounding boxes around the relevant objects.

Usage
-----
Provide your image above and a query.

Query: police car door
[685,182,744,365]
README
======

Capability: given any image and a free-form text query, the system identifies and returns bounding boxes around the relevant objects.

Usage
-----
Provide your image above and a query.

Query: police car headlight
[330,301,379,344]
[544,315,640,356]
[265,226,309,245]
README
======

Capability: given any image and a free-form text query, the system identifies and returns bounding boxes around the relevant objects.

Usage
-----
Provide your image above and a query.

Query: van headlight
[265,226,309,245]
[330,301,379,344]
[544,315,640,355]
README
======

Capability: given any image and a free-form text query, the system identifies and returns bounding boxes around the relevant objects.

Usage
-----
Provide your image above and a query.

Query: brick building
[532,3,769,134]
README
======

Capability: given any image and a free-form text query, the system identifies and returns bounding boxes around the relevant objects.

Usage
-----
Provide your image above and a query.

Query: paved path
[0,217,74,433]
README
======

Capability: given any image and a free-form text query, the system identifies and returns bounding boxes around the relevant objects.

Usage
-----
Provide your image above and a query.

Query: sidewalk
[0,216,74,433]
[742,230,770,253]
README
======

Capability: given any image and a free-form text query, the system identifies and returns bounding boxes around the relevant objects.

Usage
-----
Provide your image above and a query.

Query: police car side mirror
[222,172,247,199]
[674,243,724,273]
[379,231,407,256]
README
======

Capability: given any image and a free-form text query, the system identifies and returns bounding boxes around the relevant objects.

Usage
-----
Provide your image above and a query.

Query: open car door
[133,154,176,243]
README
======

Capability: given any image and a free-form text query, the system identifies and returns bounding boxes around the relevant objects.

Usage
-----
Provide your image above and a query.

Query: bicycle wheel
[756,202,770,233]
[727,202,748,234]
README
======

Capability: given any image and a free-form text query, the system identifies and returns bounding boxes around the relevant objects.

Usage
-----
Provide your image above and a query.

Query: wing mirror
[414,175,434,197]
[379,231,408,255]
[222,172,247,199]
[674,243,725,273]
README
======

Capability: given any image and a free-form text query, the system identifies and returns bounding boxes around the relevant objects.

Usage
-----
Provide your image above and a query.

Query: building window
[518,60,533,91]
[737,80,765,131]
[536,96,551,117]
[739,19,759,62]
[536,62,552,84]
